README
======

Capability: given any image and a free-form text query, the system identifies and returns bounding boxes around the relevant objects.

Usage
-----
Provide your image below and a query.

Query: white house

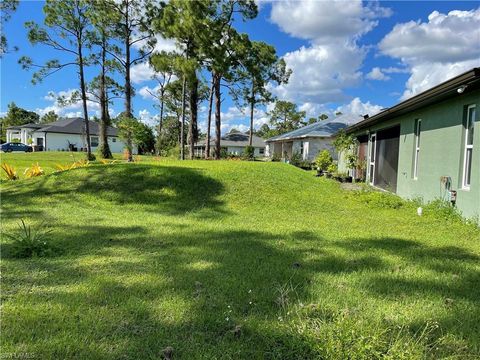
[5,117,133,153]
[265,114,364,162]
[193,130,266,157]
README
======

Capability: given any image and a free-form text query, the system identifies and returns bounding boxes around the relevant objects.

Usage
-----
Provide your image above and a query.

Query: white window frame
[413,119,421,179]
[462,105,476,189]
[368,133,376,185]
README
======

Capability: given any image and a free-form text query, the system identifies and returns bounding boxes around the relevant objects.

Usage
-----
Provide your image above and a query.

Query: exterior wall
[266,137,335,162]
[304,137,335,161]
[345,90,480,220]
[32,132,128,154]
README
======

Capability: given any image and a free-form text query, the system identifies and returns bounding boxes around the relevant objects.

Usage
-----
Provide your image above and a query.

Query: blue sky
[1,1,479,133]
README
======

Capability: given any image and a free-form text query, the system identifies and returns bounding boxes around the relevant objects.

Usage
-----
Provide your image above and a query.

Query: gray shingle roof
[266,114,364,142]
[195,130,265,148]
[8,118,119,136]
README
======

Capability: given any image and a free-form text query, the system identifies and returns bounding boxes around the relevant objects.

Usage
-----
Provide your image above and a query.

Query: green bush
[289,151,302,167]
[220,148,229,159]
[166,145,180,158]
[271,152,281,162]
[424,199,464,222]
[327,163,337,173]
[4,220,55,258]
[315,150,333,171]
[243,145,255,161]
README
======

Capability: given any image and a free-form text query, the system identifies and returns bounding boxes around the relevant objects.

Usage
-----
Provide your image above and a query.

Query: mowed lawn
[1,153,479,359]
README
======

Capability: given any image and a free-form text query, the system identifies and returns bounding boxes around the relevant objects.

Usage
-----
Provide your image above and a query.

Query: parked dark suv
[1,142,33,152]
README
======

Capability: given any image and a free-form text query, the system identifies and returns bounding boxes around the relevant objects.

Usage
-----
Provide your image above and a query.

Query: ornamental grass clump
[24,163,44,178]
[4,219,55,258]
[1,163,18,180]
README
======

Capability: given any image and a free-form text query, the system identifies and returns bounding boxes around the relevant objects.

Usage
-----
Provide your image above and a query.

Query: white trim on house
[462,104,476,190]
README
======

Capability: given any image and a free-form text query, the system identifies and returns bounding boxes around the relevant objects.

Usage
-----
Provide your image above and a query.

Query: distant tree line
[2,0,340,160]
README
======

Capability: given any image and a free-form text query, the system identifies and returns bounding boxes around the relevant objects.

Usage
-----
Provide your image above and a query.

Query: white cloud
[36,89,100,117]
[379,8,480,99]
[272,44,364,103]
[139,85,160,100]
[335,97,383,117]
[366,67,390,81]
[269,0,391,105]
[132,34,179,55]
[130,62,155,84]
[138,109,158,127]
[270,0,390,44]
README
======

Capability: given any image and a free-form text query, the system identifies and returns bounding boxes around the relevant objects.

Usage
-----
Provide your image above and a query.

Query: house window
[300,141,304,155]
[413,119,421,179]
[259,148,265,155]
[463,105,476,189]
[90,136,99,147]
[112,137,117,143]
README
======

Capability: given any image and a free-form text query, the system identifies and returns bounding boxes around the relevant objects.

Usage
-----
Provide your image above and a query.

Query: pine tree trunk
[157,89,164,155]
[124,9,133,162]
[249,82,254,146]
[99,37,112,159]
[78,42,92,160]
[188,75,198,159]
[180,75,187,160]
[205,76,214,159]
[214,74,221,160]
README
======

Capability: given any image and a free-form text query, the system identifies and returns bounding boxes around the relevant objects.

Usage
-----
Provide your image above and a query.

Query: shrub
[220,148,229,159]
[289,151,302,167]
[24,163,44,178]
[315,150,333,171]
[11,138,20,143]
[424,199,463,222]
[1,163,18,180]
[327,163,337,174]
[243,145,255,161]
[271,152,281,162]
[4,219,55,258]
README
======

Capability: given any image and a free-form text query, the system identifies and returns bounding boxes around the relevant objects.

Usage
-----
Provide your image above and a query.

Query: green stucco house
[341,68,480,221]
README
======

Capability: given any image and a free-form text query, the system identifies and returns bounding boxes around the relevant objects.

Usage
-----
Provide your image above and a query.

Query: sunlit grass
[1,153,479,359]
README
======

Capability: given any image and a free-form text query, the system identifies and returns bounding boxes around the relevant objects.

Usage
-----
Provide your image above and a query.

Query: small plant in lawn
[24,163,44,178]
[353,189,404,209]
[1,163,18,180]
[242,145,255,161]
[4,219,55,258]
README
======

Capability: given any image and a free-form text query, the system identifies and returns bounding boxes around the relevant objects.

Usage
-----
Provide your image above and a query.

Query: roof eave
[347,67,480,133]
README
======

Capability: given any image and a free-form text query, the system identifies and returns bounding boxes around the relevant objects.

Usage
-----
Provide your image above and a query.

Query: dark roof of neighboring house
[7,118,119,136]
[266,114,363,142]
[347,67,480,133]
[195,130,265,148]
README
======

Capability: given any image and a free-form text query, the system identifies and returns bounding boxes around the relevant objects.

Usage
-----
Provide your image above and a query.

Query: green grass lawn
[1,153,479,359]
